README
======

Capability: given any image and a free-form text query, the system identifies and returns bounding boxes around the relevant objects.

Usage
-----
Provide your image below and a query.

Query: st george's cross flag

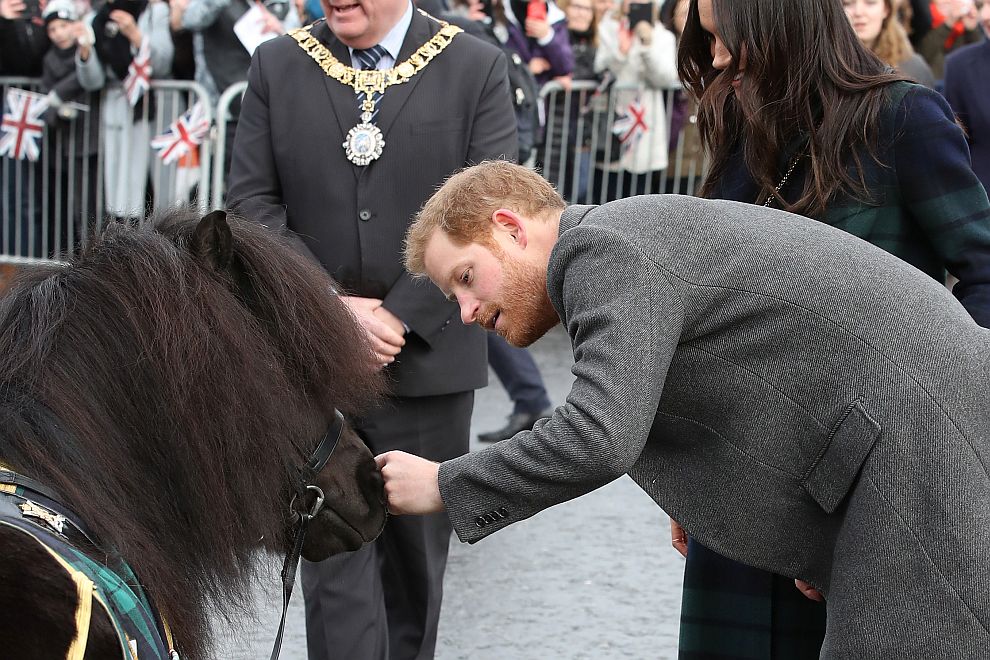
[123,39,153,107]
[0,87,49,161]
[151,101,210,165]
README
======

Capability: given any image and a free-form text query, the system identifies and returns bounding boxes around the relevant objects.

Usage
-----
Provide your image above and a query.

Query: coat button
[358,209,372,221]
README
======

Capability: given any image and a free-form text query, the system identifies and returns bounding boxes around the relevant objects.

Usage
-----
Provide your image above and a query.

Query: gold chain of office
[288,12,462,109]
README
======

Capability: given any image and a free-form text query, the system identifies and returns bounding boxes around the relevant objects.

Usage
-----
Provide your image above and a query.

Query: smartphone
[627,1,654,27]
[23,0,42,21]
[526,0,547,21]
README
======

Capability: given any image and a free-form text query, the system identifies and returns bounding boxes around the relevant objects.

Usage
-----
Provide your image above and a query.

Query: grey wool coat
[437,195,990,658]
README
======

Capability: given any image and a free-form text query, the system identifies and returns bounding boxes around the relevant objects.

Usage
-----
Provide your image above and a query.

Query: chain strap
[763,153,803,208]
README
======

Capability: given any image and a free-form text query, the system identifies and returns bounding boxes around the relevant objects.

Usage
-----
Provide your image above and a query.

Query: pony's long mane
[0,209,384,658]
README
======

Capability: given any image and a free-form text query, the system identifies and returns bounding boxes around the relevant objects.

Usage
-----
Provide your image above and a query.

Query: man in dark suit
[944,0,990,194]
[380,161,990,657]
[225,1,517,656]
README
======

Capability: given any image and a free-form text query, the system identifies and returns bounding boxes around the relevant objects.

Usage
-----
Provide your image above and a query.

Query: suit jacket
[227,11,518,397]
[438,196,990,657]
[944,40,990,197]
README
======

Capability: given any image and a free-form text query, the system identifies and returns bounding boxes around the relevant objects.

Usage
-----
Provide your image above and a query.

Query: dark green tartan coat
[678,81,990,658]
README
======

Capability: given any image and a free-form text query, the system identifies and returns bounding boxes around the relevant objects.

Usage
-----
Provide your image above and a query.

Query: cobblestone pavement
[220,327,684,659]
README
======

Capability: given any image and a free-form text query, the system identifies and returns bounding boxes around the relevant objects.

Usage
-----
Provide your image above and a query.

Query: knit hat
[43,0,81,25]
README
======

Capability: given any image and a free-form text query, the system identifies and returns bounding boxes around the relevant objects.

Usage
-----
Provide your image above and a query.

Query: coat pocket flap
[802,401,881,514]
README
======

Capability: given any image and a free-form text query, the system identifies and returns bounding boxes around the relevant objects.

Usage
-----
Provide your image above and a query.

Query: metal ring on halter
[289,484,325,521]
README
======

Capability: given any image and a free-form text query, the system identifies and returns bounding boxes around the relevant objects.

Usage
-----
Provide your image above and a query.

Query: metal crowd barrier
[3,75,705,264]
[212,80,248,212]
[539,79,705,204]
[1,77,212,262]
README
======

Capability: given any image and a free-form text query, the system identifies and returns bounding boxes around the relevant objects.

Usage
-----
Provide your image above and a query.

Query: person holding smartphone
[593,0,678,199]
[498,0,574,85]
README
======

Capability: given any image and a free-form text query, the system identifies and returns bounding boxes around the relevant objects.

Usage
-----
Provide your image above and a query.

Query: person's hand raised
[618,21,634,55]
[256,2,285,34]
[634,19,652,45]
[109,9,143,46]
[525,16,551,40]
[0,0,27,20]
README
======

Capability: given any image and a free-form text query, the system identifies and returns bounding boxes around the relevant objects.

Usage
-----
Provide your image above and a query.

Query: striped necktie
[353,44,388,121]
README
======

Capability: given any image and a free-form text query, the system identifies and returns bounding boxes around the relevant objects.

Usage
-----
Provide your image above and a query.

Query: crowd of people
[2,0,987,226]
[2,0,990,658]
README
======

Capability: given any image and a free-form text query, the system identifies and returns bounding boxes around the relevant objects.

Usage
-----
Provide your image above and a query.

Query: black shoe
[477,407,552,443]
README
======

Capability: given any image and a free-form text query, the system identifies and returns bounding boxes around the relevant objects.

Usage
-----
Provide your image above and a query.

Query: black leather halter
[269,409,346,660]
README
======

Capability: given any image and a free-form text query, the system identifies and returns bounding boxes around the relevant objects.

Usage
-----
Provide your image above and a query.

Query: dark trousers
[301,391,474,660]
[486,333,550,416]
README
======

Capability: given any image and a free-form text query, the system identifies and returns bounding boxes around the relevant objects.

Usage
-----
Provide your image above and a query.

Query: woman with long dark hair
[672,0,990,656]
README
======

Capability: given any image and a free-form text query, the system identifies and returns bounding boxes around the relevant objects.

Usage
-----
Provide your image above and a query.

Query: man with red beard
[380,160,990,657]
[225,0,517,656]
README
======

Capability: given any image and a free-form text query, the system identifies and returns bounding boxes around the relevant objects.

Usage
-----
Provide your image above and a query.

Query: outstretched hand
[375,451,445,515]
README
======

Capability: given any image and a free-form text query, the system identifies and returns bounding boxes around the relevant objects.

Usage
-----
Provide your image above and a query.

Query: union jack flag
[123,40,153,107]
[0,88,48,161]
[612,98,649,159]
[151,101,210,165]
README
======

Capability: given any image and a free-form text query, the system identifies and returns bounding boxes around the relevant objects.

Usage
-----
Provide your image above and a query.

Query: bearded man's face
[423,230,559,347]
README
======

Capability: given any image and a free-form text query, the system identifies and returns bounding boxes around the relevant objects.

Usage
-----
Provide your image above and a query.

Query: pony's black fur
[0,209,385,658]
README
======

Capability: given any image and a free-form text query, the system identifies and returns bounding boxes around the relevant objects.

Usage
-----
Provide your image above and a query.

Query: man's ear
[492,209,528,248]
[191,210,234,271]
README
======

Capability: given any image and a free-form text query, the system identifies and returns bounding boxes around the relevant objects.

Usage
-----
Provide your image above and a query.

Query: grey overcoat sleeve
[438,224,685,543]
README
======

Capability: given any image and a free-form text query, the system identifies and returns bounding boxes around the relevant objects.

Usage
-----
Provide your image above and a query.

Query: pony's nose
[363,455,386,500]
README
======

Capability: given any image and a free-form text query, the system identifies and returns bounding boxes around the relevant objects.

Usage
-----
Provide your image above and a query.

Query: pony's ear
[192,210,234,271]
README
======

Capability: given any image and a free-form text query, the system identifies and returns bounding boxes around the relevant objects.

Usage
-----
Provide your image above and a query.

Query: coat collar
[558,204,595,237]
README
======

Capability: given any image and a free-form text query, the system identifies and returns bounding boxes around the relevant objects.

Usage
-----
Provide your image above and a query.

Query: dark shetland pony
[0,209,387,659]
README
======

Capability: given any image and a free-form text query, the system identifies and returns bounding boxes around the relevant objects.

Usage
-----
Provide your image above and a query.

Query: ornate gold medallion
[344,114,385,166]
[289,12,462,165]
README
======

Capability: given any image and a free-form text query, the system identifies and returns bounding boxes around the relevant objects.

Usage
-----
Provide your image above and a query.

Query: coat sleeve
[76,44,106,91]
[143,2,174,79]
[893,85,990,327]
[593,17,624,75]
[639,23,677,90]
[226,45,323,265]
[539,19,575,78]
[438,224,685,543]
[382,48,518,344]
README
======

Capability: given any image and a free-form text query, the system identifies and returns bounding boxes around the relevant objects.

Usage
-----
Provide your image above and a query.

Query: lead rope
[269,485,324,660]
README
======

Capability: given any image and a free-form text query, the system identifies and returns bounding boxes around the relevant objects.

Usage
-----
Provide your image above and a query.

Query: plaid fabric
[679,540,825,659]
[0,488,173,659]
[711,81,990,326]
[679,81,990,658]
